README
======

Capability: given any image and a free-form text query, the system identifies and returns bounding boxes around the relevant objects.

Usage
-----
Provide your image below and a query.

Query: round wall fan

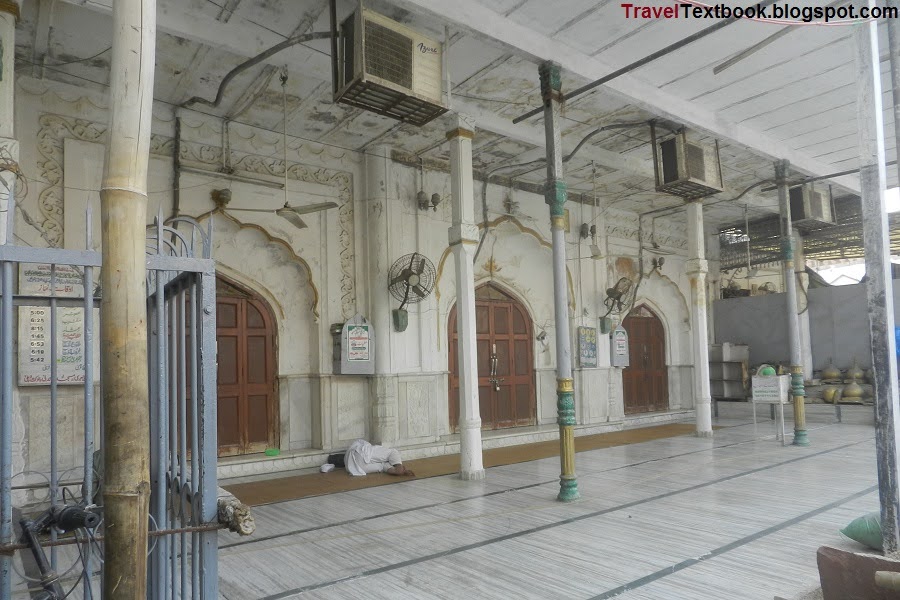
[602,276,636,318]
[389,252,436,309]
[388,252,436,331]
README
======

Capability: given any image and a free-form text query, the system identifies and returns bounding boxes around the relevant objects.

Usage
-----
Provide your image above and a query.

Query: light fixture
[212,188,232,209]
[430,193,441,211]
[417,190,429,210]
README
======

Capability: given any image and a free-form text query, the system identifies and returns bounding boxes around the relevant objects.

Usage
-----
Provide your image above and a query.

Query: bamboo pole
[100,0,156,596]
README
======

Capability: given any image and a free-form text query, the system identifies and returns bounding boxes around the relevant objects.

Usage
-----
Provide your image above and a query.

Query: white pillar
[865,4,900,553]
[686,200,713,437]
[447,114,485,481]
[365,145,398,444]
[0,2,20,246]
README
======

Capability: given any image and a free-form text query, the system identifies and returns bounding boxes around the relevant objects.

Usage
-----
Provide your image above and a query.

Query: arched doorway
[215,276,278,457]
[448,283,536,431]
[622,305,669,414]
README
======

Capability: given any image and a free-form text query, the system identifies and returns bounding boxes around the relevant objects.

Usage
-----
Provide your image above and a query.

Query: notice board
[17,264,98,386]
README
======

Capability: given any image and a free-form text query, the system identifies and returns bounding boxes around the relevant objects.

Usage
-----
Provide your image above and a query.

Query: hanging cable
[473,121,653,263]
[281,66,289,208]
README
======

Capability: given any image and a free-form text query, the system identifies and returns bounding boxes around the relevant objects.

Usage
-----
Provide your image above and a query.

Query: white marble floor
[217,418,880,600]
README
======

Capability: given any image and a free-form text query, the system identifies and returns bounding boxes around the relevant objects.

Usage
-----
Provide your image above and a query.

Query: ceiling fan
[211,188,337,229]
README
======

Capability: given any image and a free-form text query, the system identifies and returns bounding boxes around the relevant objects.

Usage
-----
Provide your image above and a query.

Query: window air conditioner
[332,3,447,127]
[653,131,724,199]
[789,183,834,229]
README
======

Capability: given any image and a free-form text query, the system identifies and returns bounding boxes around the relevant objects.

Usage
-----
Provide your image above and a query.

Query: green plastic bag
[840,512,883,551]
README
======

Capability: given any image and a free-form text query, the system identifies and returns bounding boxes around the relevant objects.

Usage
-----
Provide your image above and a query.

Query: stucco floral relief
[35,113,357,319]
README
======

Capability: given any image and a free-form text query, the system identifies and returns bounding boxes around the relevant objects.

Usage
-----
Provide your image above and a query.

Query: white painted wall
[10,75,701,480]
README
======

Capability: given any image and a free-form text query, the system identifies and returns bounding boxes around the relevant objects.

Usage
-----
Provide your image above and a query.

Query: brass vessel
[847,358,864,382]
[822,361,841,381]
[843,380,864,401]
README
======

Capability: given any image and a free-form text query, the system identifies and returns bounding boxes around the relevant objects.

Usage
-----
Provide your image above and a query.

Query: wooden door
[215,277,277,457]
[449,284,535,431]
[622,305,669,414]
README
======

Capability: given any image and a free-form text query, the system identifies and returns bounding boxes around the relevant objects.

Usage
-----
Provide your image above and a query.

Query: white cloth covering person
[344,439,414,477]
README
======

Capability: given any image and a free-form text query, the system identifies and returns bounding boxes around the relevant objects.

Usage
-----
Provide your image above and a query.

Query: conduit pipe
[182,31,331,109]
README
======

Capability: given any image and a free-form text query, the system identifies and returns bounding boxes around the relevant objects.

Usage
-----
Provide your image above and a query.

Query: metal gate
[0,181,219,599]
[146,215,218,600]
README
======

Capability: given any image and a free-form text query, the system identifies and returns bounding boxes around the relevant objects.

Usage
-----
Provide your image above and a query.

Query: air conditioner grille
[685,143,706,181]
[365,20,413,89]
[809,191,824,220]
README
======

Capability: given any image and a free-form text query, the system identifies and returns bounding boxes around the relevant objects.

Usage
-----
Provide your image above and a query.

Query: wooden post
[0,1,20,246]
[100,0,156,596]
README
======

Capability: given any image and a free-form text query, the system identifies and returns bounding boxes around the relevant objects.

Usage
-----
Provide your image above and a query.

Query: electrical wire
[473,121,655,262]
[39,47,112,68]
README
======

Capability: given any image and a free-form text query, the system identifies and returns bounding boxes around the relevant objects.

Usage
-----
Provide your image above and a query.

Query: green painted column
[539,61,579,502]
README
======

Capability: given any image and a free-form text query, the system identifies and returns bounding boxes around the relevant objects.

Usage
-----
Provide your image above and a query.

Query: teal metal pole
[539,61,579,502]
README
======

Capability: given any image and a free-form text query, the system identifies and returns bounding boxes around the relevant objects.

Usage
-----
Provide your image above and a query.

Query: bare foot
[386,464,415,477]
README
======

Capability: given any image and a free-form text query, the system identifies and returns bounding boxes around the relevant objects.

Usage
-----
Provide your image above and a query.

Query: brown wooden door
[449,284,535,431]
[215,277,277,457]
[622,305,669,414]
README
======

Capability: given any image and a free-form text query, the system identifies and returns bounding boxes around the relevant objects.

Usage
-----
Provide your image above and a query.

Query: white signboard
[347,324,370,362]
[610,325,629,368]
[17,264,98,386]
[751,375,790,404]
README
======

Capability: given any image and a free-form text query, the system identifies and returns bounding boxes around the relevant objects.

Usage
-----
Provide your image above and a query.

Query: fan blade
[645,245,676,256]
[227,208,275,214]
[284,201,339,215]
[415,258,426,275]
[274,208,308,229]
[390,273,410,288]
[399,283,412,311]
[411,285,428,299]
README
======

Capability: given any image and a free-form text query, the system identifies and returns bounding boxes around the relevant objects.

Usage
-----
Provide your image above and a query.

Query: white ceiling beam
[453,99,655,179]
[389,0,861,194]
[55,0,781,203]
[59,0,334,81]
[31,0,56,79]
[57,0,654,179]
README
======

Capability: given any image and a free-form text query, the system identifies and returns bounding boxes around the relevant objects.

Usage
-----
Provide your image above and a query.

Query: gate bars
[0,184,219,599]
[146,213,218,600]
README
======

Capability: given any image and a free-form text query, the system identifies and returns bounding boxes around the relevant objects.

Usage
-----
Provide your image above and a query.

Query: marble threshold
[217,408,696,482]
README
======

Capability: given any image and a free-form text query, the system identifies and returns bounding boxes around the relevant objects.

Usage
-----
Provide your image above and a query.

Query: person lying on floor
[344,439,415,477]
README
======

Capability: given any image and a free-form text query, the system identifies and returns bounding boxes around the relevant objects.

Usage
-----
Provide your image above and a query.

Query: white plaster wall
[9,75,700,472]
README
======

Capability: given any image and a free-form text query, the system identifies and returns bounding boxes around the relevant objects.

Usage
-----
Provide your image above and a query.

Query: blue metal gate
[0,181,219,599]
[146,215,218,600]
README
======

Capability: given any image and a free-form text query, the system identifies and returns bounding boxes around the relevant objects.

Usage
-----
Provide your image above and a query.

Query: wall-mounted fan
[388,252,436,332]
[602,276,636,318]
